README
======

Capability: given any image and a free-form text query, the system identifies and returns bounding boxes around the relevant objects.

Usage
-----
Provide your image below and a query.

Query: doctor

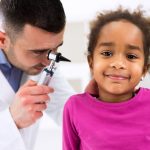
[0,0,76,149]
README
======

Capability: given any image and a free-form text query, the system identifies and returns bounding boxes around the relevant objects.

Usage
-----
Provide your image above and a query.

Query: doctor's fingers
[27,103,47,113]
[21,95,50,105]
[19,85,54,96]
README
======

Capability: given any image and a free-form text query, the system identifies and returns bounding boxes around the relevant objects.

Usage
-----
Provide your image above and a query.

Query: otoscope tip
[60,55,71,62]
[56,53,71,62]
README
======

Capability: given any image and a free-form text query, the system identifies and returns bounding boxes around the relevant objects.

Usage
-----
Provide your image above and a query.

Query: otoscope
[38,50,71,85]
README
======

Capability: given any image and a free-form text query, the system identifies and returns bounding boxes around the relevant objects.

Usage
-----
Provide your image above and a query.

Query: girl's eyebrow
[127,44,142,51]
[97,42,142,51]
[98,42,114,47]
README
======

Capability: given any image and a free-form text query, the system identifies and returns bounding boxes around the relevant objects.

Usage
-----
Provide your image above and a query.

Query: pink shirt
[63,88,150,150]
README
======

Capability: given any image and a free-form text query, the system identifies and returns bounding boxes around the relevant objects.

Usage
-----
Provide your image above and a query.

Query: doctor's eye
[34,50,47,55]
[32,50,49,56]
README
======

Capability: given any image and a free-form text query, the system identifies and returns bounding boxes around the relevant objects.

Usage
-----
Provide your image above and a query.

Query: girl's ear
[87,55,93,71]
[0,31,7,49]
[142,65,149,77]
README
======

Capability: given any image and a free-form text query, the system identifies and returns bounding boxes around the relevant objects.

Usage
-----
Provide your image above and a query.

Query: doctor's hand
[9,80,54,129]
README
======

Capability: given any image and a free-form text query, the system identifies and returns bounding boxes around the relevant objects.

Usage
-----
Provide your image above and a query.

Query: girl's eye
[101,51,113,57]
[127,54,138,60]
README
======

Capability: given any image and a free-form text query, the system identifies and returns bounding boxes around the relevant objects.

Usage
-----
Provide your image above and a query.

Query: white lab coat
[0,68,75,150]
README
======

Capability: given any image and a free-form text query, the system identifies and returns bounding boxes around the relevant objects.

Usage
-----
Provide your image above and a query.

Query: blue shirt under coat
[0,50,22,92]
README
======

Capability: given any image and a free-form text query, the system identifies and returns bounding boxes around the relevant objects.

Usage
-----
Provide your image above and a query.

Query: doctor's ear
[0,31,7,49]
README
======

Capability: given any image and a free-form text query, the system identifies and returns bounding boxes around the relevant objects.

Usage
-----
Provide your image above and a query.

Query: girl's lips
[105,74,129,80]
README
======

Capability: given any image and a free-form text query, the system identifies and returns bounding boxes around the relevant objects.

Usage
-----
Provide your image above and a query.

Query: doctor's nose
[42,57,50,66]
[110,57,127,69]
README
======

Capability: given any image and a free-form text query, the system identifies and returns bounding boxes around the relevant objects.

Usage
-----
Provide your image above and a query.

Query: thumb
[21,80,37,88]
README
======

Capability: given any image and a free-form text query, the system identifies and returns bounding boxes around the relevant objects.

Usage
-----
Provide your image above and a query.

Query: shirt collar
[0,49,12,68]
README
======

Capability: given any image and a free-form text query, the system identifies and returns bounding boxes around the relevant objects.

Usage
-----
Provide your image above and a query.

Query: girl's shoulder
[64,92,89,107]
[140,87,150,91]
[139,87,150,95]
[67,92,87,102]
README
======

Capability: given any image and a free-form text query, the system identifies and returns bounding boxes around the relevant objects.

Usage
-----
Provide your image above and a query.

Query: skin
[0,24,64,128]
[88,20,147,103]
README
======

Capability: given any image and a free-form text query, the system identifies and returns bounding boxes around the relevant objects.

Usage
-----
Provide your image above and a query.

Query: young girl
[63,8,150,150]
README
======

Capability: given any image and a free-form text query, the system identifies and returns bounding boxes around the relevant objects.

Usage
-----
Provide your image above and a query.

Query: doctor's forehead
[14,25,64,51]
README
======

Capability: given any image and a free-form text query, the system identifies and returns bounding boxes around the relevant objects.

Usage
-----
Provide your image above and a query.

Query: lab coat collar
[0,70,15,106]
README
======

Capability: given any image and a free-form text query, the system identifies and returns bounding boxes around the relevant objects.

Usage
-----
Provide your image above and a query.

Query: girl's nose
[110,57,127,69]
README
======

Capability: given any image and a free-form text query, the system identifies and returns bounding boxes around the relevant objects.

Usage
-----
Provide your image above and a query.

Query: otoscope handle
[38,68,53,85]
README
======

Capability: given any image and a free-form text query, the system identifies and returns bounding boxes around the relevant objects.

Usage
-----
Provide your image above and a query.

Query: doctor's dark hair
[87,8,150,67]
[0,0,66,39]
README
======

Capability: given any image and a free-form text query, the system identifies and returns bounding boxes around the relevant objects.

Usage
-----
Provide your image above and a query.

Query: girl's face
[88,20,146,102]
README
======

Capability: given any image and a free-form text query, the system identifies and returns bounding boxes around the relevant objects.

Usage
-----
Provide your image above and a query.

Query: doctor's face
[2,24,64,75]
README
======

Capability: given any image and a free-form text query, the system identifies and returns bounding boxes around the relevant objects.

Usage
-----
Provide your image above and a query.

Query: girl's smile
[104,73,130,81]
[88,20,145,102]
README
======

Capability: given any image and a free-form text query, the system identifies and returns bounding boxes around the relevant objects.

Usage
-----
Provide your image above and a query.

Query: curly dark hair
[87,7,150,68]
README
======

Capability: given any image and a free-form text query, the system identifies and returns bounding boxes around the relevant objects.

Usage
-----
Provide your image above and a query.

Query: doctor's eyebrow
[29,42,64,52]
[56,42,63,48]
